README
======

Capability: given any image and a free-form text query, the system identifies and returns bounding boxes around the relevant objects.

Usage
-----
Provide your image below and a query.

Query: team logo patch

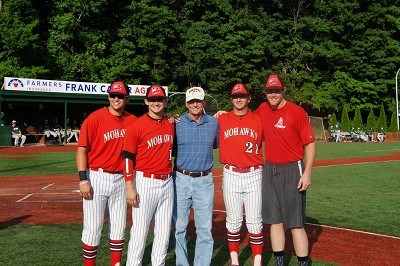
[267,77,278,86]
[112,83,122,91]
[274,117,286,129]
[187,87,201,95]
[152,87,162,95]
[232,84,244,93]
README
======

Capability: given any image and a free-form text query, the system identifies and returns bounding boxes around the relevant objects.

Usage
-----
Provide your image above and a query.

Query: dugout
[0,79,151,146]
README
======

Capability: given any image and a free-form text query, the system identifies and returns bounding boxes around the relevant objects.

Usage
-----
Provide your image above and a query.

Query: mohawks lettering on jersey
[104,129,126,143]
[147,134,174,149]
[224,127,258,140]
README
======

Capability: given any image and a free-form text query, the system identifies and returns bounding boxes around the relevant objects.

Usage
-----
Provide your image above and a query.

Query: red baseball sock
[249,232,264,256]
[82,242,97,266]
[110,239,124,266]
[227,230,240,253]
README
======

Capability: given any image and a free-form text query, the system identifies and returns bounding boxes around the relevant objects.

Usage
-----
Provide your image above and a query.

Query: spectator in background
[356,127,368,142]
[11,120,26,147]
[377,127,386,142]
[67,119,80,143]
[328,126,336,142]
[42,118,57,140]
[52,117,63,142]
[366,128,374,142]
[349,127,359,142]
[334,122,341,142]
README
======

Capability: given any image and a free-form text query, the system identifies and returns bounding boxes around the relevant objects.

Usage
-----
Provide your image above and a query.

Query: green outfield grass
[0,223,335,266]
[1,142,399,265]
[309,161,400,236]
[1,142,400,177]
[313,141,400,161]
[0,152,76,177]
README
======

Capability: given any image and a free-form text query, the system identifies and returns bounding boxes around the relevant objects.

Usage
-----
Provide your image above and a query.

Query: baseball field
[0,142,399,265]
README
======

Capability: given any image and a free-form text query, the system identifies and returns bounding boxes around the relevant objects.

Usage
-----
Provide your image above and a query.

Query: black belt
[175,166,212,177]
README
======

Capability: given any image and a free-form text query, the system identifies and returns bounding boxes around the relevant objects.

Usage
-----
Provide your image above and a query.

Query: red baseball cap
[264,74,284,90]
[108,81,129,95]
[231,83,249,96]
[146,84,166,99]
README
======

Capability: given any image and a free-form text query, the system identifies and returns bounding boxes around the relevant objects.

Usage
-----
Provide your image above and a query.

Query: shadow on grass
[306,217,323,258]
[0,215,31,230]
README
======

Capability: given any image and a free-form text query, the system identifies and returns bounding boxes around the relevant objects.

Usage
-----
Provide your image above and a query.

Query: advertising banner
[3,77,168,96]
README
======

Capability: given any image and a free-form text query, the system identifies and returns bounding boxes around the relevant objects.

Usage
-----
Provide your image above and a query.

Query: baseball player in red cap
[76,81,137,266]
[122,84,175,266]
[255,74,315,266]
[218,83,264,266]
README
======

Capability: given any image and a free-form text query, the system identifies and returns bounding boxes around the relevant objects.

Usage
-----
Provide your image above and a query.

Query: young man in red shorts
[255,74,316,266]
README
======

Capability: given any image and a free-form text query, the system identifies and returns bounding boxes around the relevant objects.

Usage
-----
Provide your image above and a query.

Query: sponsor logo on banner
[3,77,168,96]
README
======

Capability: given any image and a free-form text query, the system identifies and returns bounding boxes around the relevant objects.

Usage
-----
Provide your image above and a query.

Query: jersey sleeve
[122,123,139,155]
[77,117,95,149]
[296,109,315,145]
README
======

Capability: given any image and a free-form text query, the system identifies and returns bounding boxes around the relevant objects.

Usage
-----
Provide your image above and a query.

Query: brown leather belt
[175,166,212,177]
[224,164,262,173]
[142,172,171,181]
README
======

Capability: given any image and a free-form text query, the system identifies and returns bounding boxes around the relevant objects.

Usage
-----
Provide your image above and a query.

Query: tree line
[330,102,398,132]
[1,0,399,126]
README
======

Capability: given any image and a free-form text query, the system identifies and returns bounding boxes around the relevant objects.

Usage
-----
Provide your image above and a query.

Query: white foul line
[315,160,399,168]
[212,209,400,240]
[16,194,33,202]
[42,183,54,190]
[306,222,400,240]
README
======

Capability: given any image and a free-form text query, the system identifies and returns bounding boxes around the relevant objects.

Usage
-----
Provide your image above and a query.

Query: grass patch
[308,161,400,236]
[0,152,76,177]
[0,223,334,265]
[314,142,400,160]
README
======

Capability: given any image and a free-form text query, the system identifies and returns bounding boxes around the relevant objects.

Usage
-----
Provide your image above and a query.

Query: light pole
[396,68,400,131]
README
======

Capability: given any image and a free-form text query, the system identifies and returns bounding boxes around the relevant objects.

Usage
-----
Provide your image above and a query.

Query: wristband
[79,170,88,181]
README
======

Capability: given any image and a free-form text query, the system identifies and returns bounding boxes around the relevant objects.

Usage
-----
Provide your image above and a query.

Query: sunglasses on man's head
[109,94,127,99]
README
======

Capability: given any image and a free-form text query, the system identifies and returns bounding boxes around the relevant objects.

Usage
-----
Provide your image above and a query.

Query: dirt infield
[1,145,400,265]
[0,144,77,155]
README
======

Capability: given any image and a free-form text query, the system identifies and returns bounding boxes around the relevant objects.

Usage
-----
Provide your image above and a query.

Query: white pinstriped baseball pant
[81,169,127,246]
[126,171,174,266]
[223,166,263,234]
